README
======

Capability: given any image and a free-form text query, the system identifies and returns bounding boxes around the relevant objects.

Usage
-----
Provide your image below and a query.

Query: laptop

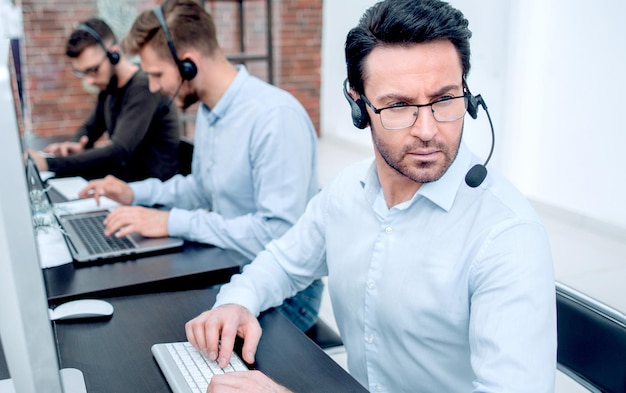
[25,155,184,264]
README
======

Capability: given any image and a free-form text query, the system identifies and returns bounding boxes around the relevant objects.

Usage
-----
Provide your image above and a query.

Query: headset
[152,5,198,81]
[75,23,120,65]
[343,78,495,188]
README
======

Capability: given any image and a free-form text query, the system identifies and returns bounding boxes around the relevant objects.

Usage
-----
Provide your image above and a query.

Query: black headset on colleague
[75,23,121,65]
[343,79,495,188]
[151,5,198,113]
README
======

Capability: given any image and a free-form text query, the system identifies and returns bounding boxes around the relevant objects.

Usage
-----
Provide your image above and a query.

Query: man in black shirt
[28,18,180,182]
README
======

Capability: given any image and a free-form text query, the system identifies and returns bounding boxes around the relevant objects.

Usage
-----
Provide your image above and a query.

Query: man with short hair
[185,0,557,392]
[79,0,323,332]
[29,18,180,182]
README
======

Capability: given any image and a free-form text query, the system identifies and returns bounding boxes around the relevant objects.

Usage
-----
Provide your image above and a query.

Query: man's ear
[348,88,360,101]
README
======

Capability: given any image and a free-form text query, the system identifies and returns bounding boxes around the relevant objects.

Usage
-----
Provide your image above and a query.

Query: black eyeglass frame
[72,55,108,78]
[360,94,470,130]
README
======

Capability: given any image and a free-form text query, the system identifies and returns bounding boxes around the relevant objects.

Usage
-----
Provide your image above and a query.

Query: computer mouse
[49,299,114,321]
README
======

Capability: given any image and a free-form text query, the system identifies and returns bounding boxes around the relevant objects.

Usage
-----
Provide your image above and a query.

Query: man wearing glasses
[185,0,556,392]
[28,18,180,182]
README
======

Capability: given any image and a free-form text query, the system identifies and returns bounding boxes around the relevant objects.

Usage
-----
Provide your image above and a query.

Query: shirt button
[366,335,375,344]
[367,281,375,290]
[385,226,392,234]
[376,384,383,392]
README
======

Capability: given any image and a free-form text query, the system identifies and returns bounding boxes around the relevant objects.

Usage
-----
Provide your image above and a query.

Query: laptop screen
[24,154,55,227]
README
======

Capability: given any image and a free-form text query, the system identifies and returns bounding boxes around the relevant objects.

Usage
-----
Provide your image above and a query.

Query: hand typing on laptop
[43,135,88,157]
[79,175,169,238]
[24,149,51,171]
[186,304,293,393]
[25,136,89,173]
[79,175,134,206]
[103,206,169,238]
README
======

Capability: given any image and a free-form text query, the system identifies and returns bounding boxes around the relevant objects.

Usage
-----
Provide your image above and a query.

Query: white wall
[320,0,377,148]
[321,0,626,229]
[502,0,626,228]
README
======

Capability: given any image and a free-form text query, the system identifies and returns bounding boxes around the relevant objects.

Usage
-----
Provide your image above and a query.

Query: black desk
[30,135,248,303]
[54,287,368,393]
[45,241,247,302]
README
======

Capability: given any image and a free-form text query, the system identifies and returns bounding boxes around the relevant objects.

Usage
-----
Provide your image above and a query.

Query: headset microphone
[159,80,184,115]
[464,94,495,188]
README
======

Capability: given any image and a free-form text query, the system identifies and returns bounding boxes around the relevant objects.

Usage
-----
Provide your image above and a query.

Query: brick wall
[17,0,322,139]
[274,0,322,134]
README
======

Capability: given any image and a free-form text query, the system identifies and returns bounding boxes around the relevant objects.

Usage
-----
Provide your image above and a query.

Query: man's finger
[240,325,261,365]
[216,322,238,369]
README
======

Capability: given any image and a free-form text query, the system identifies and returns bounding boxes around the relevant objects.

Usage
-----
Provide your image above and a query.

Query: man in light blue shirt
[185,0,557,392]
[80,0,323,332]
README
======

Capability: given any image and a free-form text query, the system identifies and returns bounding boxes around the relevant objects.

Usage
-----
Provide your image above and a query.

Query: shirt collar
[418,141,471,212]
[199,65,249,125]
[360,141,472,212]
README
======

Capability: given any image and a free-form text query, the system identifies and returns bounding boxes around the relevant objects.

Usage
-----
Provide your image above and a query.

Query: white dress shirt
[215,142,557,392]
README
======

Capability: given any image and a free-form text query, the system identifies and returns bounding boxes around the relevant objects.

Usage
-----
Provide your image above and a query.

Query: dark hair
[122,0,218,59]
[66,18,117,58]
[345,0,472,94]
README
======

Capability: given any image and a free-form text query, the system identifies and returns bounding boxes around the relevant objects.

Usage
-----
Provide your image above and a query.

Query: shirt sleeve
[167,106,317,260]
[214,186,329,315]
[469,220,557,393]
[46,78,160,177]
[130,174,209,210]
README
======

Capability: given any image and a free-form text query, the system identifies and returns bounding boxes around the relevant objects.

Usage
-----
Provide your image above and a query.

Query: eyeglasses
[360,94,469,130]
[72,56,107,78]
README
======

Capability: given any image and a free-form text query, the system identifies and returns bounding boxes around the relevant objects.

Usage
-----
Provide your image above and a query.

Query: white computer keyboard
[152,341,248,393]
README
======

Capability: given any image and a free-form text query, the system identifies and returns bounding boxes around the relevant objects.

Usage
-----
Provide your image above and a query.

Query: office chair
[178,136,194,176]
[306,318,343,350]
[556,281,626,393]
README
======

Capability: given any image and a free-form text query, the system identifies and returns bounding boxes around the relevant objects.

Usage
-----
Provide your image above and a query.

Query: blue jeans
[276,278,324,332]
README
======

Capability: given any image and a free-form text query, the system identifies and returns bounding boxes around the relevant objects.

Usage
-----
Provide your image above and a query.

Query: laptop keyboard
[153,341,248,393]
[65,213,135,255]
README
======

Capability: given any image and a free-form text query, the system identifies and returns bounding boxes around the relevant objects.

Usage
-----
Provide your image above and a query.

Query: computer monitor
[0,38,86,393]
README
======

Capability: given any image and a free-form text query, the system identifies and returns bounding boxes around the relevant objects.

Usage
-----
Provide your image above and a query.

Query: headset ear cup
[108,51,120,65]
[342,79,369,129]
[351,98,369,129]
[467,95,479,119]
[179,59,198,81]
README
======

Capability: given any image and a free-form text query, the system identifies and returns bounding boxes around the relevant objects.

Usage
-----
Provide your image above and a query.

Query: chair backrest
[557,281,626,393]
[178,136,194,176]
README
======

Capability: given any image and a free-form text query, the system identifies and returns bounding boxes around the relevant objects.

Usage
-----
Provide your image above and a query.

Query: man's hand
[186,304,262,369]
[43,135,88,156]
[208,370,293,393]
[103,206,169,238]
[79,175,134,206]
[25,149,49,171]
